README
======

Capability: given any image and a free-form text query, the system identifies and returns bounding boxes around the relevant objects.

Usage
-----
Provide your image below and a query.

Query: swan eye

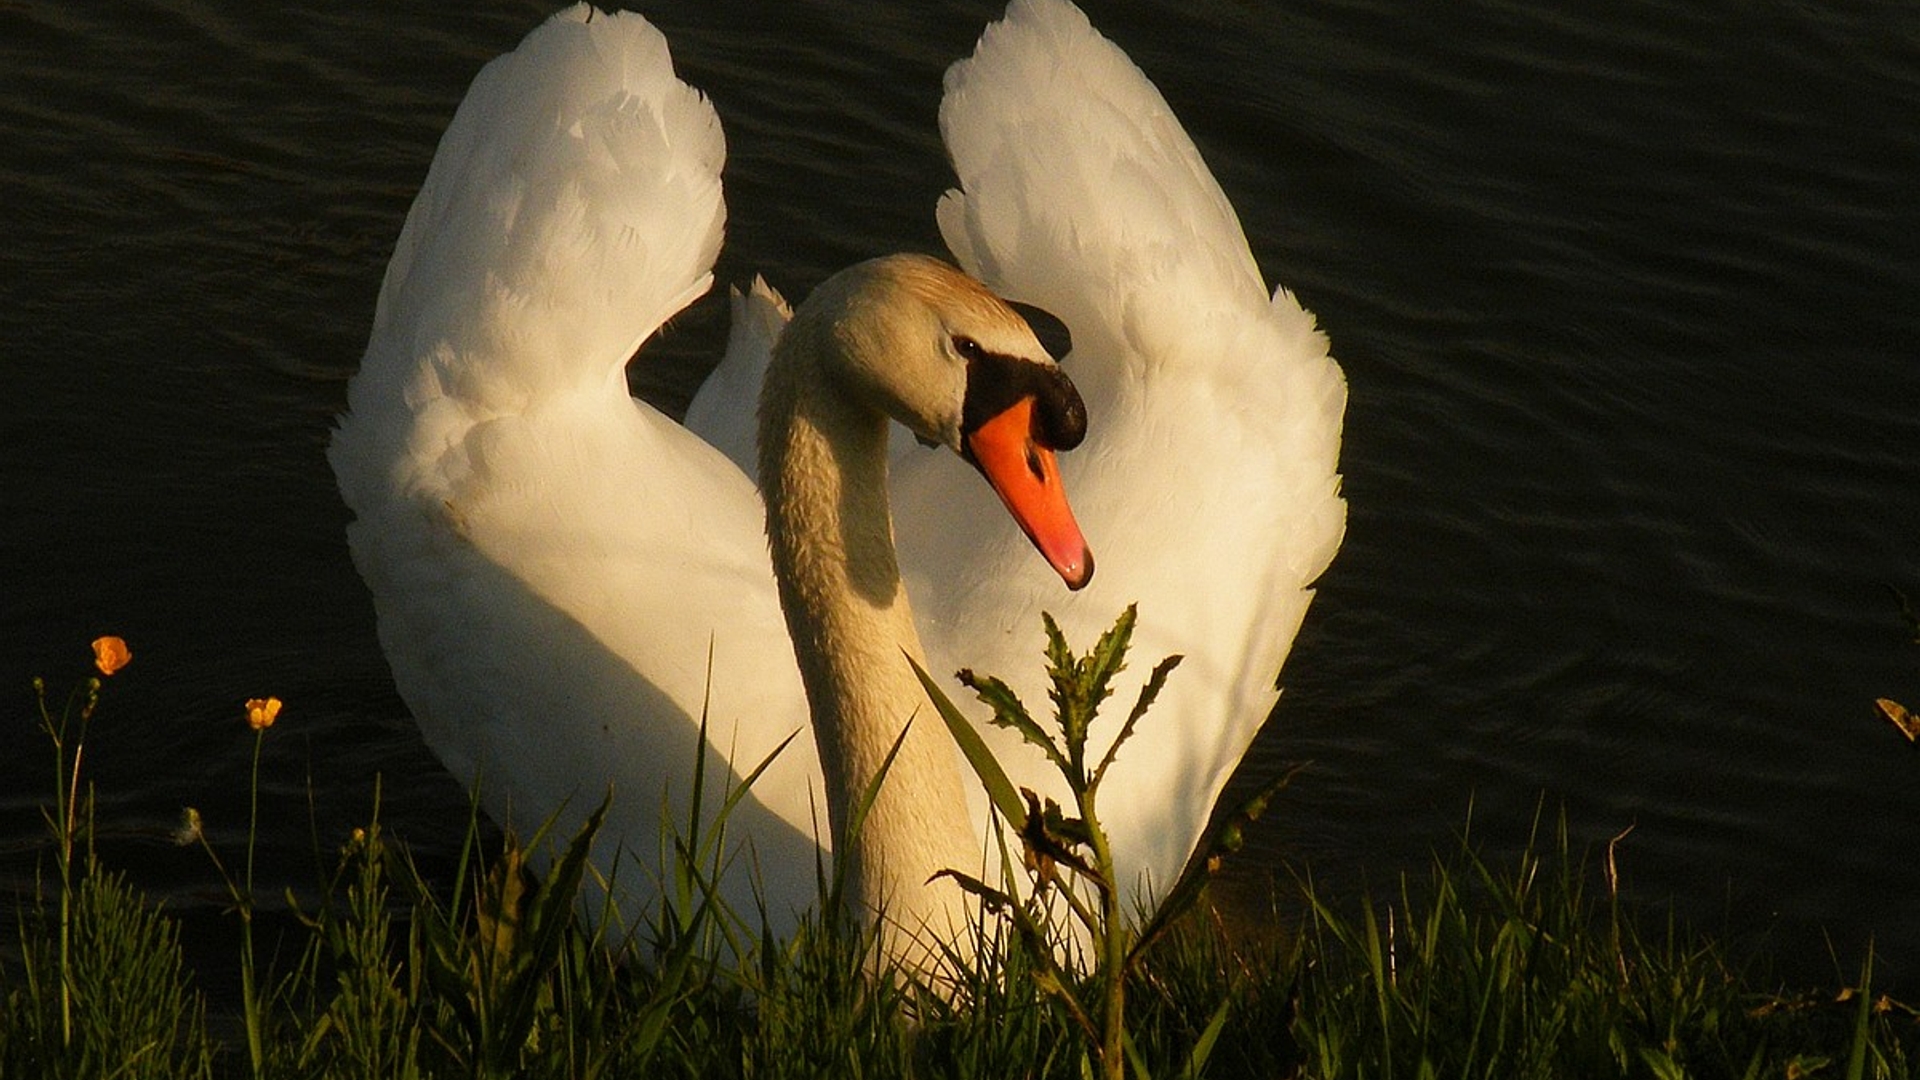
[952,335,987,362]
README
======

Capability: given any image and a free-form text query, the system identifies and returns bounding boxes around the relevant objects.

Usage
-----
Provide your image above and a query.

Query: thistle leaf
[959,666,1063,770]
[1093,651,1183,789]
[1082,603,1138,717]
[1042,611,1080,735]
[1018,788,1102,888]
[1057,605,1140,774]
[1042,611,1074,672]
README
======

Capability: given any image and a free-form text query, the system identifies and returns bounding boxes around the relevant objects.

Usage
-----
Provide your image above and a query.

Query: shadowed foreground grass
[5,641,1917,1078]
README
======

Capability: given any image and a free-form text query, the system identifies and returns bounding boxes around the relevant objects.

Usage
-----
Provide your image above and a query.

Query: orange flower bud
[91,636,131,677]
[245,696,283,731]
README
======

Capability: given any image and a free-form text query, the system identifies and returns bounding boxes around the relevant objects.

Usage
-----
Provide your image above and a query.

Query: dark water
[5,0,1918,990]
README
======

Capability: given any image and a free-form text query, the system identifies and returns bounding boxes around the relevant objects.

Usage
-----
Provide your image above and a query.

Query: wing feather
[331,4,822,929]
[899,0,1347,899]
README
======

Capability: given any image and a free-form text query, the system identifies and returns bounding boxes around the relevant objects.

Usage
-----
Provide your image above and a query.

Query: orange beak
[964,397,1094,590]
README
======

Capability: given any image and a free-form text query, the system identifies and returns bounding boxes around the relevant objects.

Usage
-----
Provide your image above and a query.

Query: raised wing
[896,0,1348,901]
[330,4,823,930]
[684,278,790,478]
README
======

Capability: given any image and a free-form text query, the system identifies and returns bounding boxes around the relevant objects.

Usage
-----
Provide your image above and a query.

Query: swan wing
[898,0,1347,900]
[684,277,790,478]
[329,4,822,927]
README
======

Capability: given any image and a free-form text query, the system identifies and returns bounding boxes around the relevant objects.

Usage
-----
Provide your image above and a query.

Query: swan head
[789,253,1094,590]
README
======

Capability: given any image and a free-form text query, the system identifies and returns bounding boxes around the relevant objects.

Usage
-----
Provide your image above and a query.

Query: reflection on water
[3,0,1918,987]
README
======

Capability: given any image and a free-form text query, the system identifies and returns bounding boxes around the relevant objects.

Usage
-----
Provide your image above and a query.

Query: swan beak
[964,398,1095,590]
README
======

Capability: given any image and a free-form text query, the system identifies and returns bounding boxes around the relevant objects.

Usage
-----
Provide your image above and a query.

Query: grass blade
[910,652,1025,828]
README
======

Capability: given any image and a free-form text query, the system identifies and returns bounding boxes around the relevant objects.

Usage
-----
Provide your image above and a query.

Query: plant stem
[242,727,265,1078]
[41,678,90,1052]
[57,736,76,1049]
[1082,797,1127,1080]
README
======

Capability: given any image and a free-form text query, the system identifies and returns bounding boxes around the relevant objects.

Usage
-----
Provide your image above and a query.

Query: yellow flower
[91,635,131,676]
[245,696,283,731]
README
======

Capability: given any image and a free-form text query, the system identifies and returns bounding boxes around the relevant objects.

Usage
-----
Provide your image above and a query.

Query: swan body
[331,0,1345,955]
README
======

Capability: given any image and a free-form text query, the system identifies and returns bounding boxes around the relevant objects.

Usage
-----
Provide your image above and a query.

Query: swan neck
[758,319,978,961]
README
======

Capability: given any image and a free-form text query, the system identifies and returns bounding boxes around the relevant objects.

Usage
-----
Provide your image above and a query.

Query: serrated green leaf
[1048,605,1140,778]
[959,666,1063,769]
[1042,611,1073,671]
[1092,651,1182,790]
[1083,604,1138,716]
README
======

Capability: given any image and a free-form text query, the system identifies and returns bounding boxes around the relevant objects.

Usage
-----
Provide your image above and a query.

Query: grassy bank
[6,639,1916,1078]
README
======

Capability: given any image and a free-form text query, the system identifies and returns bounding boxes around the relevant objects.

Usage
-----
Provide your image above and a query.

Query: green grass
[6,639,1917,1078]
[1287,819,1918,1080]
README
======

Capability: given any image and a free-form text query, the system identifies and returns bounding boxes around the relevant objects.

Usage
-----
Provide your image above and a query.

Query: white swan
[330,0,1345,962]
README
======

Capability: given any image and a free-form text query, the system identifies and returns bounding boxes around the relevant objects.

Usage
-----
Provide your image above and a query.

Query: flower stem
[242,727,265,1078]
[55,723,75,1049]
